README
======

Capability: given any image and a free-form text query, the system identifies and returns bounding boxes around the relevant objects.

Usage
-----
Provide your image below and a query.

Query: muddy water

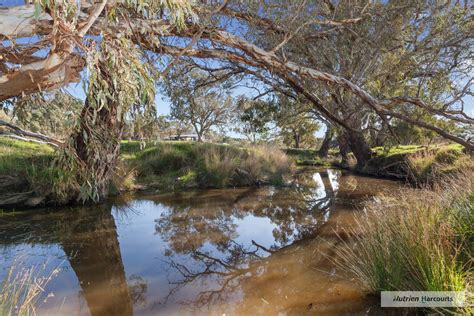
[0,169,400,315]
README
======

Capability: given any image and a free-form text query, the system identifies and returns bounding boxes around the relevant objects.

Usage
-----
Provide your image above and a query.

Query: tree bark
[347,131,372,169]
[337,132,350,167]
[293,131,300,149]
[71,97,123,201]
[318,124,333,158]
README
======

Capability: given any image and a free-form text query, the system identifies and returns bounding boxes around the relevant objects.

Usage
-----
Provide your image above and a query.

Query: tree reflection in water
[0,201,141,316]
[152,169,341,310]
[0,169,395,315]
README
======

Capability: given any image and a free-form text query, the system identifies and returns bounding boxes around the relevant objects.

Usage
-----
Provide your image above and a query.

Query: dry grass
[201,144,295,187]
[336,171,473,314]
[0,258,61,316]
[132,142,295,189]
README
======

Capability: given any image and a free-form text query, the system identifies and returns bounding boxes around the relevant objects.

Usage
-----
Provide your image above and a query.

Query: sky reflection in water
[0,169,399,315]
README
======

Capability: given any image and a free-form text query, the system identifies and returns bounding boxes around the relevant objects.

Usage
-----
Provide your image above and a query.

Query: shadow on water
[0,169,402,315]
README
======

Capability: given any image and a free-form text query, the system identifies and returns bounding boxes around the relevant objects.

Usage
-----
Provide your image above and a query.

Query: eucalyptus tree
[1,0,194,202]
[234,97,275,143]
[1,0,473,201]
[194,0,473,166]
[163,66,234,142]
[274,96,320,149]
[159,0,471,165]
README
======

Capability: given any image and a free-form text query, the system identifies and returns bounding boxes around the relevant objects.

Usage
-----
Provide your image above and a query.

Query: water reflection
[0,205,135,315]
[0,169,399,315]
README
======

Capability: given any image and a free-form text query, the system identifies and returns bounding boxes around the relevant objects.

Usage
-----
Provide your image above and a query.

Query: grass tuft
[335,171,473,314]
[0,258,60,316]
[131,142,295,190]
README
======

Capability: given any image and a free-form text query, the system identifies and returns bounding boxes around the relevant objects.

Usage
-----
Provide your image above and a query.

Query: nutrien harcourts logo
[381,291,471,307]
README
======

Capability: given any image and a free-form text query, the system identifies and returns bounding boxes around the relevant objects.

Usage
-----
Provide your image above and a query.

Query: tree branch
[0,119,62,147]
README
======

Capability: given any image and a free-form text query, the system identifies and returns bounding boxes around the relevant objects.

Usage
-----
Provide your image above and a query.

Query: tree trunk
[337,132,350,167]
[318,124,333,158]
[294,131,300,149]
[347,131,372,169]
[71,97,123,201]
[192,122,203,142]
[196,129,203,142]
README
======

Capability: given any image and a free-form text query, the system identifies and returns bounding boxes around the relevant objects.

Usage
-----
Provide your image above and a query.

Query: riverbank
[1,138,471,209]
[289,143,472,184]
[121,141,295,192]
[363,144,472,184]
[0,139,295,209]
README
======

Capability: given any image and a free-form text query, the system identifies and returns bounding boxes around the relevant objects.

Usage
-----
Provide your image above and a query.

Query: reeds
[0,258,60,316]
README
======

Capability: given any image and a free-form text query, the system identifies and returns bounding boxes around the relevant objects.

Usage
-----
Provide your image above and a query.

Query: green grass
[0,138,59,197]
[336,172,473,315]
[372,143,464,157]
[284,148,332,166]
[372,144,424,156]
[0,138,54,177]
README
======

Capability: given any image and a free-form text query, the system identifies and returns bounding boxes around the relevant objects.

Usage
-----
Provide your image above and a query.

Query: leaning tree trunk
[337,129,372,169]
[318,124,334,158]
[337,132,351,168]
[346,131,372,169]
[69,97,123,202]
[293,131,300,149]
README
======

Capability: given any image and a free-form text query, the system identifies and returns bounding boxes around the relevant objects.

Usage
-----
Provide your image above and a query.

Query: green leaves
[119,0,195,27]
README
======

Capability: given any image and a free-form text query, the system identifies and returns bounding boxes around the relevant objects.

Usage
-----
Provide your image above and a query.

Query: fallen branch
[0,119,62,147]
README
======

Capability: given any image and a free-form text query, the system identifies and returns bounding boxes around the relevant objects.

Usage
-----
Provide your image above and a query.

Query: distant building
[166,133,200,141]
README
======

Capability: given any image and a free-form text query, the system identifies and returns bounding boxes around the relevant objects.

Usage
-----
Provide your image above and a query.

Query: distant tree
[11,91,82,139]
[275,96,321,149]
[234,97,275,143]
[164,117,194,140]
[163,67,234,142]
